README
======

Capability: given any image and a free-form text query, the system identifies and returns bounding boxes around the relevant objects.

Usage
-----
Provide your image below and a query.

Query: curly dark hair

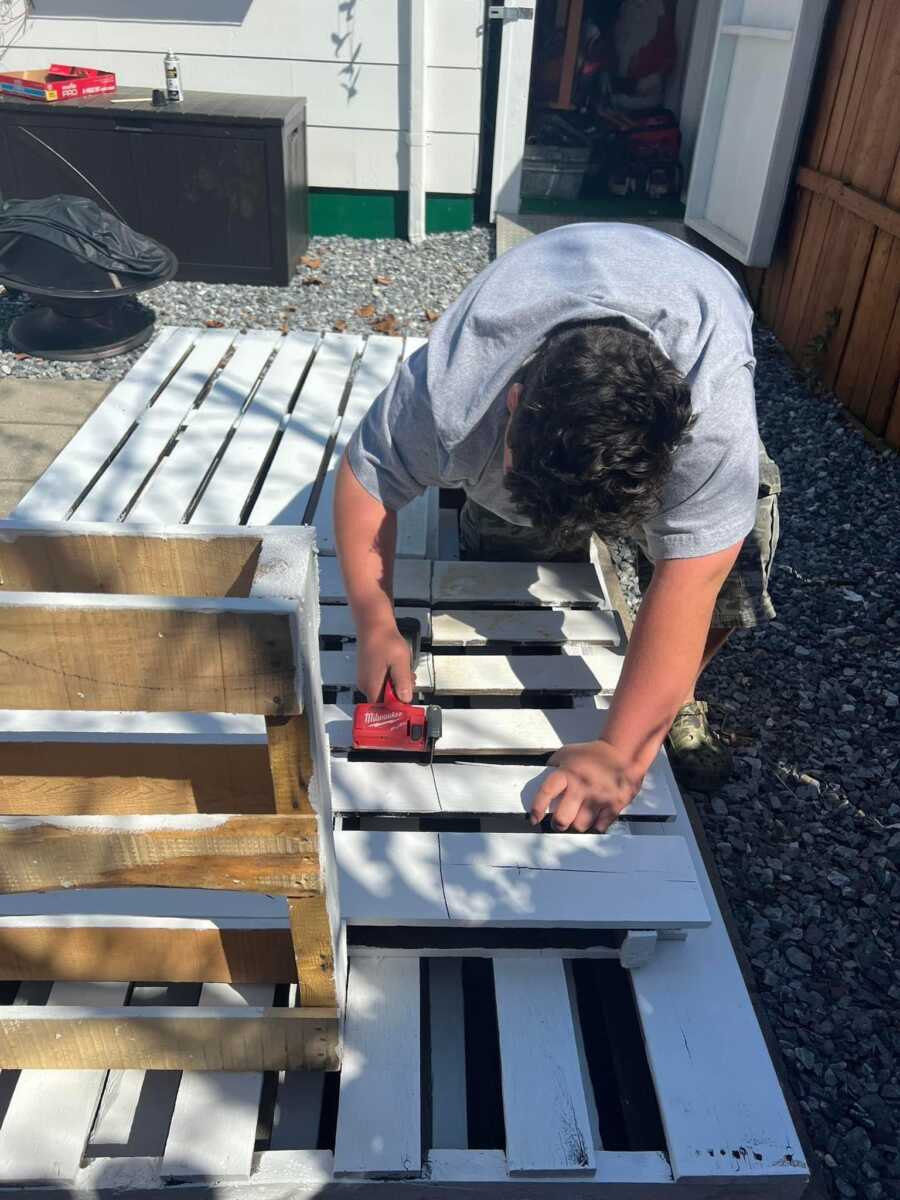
[505,319,695,548]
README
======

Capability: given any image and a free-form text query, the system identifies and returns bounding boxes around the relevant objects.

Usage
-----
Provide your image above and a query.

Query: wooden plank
[320,604,431,641]
[840,0,900,199]
[0,739,275,815]
[10,328,192,520]
[432,651,621,694]
[837,230,900,416]
[427,959,468,1150]
[324,702,608,754]
[331,758,440,813]
[335,829,710,930]
[0,981,129,1184]
[289,895,337,1008]
[317,556,431,605]
[73,330,237,522]
[247,333,363,526]
[630,820,807,1182]
[88,984,187,1160]
[796,164,900,239]
[0,1006,339,1072]
[432,607,621,647]
[0,597,296,714]
[0,814,319,894]
[865,273,900,434]
[191,332,320,525]
[308,335,405,552]
[162,984,273,1180]
[321,648,434,691]
[0,526,262,597]
[805,0,871,171]
[432,759,677,820]
[0,708,265,745]
[820,0,887,179]
[493,957,594,1175]
[432,561,608,608]
[333,957,421,1177]
[127,330,282,524]
[0,919,295,983]
[266,715,314,815]
[331,758,676,819]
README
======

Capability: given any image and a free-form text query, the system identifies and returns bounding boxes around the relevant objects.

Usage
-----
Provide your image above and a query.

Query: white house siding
[0,0,484,193]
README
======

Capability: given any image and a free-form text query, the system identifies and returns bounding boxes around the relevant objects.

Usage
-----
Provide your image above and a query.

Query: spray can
[164,50,183,103]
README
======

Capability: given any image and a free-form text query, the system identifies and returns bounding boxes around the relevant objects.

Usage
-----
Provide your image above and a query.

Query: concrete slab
[0,378,111,515]
[0,379,110,426]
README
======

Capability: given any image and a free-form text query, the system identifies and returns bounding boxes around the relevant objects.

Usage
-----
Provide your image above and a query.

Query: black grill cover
[0,195,171,279]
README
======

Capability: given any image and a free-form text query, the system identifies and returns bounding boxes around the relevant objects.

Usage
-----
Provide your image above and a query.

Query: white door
[684,0,829,267]
[488,4,537,221]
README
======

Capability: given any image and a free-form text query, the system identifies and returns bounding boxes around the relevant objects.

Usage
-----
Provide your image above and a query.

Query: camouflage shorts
[460,447,781,630]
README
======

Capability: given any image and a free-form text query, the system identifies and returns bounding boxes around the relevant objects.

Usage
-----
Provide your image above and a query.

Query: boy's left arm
[530,540,742,831]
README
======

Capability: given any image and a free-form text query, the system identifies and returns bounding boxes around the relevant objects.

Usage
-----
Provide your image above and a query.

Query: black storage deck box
[0,87,308,285]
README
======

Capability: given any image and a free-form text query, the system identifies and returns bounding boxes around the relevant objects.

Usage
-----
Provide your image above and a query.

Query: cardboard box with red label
[0,64,117,102]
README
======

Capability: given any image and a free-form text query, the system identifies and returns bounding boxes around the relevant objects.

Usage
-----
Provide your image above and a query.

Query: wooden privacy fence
[745,0,900,449]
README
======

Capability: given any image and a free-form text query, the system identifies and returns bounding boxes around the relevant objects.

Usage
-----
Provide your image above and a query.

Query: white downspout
[407,0,427,243]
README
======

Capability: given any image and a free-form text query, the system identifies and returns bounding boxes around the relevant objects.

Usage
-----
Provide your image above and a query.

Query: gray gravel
[613,328,900,1200]
[0,229,493,382]
[1,230,897,1196]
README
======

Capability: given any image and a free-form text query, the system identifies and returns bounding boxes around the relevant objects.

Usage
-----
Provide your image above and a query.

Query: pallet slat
[127,331,281,524]
[309,336,405,553]
[432,607,622,647]
[162,984,274,1180]
[0,981,129,1184]
[432,561,608,609]
[432,651,620,694]
[10,328,191,521]
[247,334,363,526]
[493,958,595,1175]
[74,330,237,523]
[317,556,431,605]
[331,758,677,820]
[333,957,421,1177]
[0,599,297,715]
[191,332,320,525]
[0,1005,339,1071]
[0,815,319,894]
[335,830,710,930]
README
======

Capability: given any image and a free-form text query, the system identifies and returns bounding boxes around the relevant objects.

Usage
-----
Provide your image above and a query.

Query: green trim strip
[309,189,474,238]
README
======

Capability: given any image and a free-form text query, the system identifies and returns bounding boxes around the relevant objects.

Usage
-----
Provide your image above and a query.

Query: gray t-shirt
[346,223,760,559]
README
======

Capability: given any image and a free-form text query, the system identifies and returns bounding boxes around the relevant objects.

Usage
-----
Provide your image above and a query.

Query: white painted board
[0,981,129,1183]
[335,829,710,929]
[247,334,362,526]
[317,557,431,605]
[432,607,622,647]
[191,333,319,525]
[324,703,608,754]
[74,330,236,522]
[333,957,421,1177]
[319,605,431,642]
[320,649,434,691]
[685,0,829,265]
[309,336,405,554]
[11,328,192,521]
[162,984,273,1180]
[127,331,280,524]
[432,561,608,608]
[493,958,595,1174]
[432,652,621,694]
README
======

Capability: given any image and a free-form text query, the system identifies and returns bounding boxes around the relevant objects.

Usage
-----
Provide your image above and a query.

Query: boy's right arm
[334,454,415,703]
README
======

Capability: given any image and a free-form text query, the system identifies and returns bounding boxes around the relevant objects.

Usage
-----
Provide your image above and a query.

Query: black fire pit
[0,195,177,361]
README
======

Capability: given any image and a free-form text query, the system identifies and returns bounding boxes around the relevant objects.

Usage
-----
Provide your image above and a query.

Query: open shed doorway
[493,1,717,228]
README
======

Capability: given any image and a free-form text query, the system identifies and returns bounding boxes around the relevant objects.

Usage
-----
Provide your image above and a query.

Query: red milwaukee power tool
[351,617,442,755]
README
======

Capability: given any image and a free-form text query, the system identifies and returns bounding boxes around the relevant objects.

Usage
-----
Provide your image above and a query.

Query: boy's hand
[529,740,638,833]
[356,619,415,703]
